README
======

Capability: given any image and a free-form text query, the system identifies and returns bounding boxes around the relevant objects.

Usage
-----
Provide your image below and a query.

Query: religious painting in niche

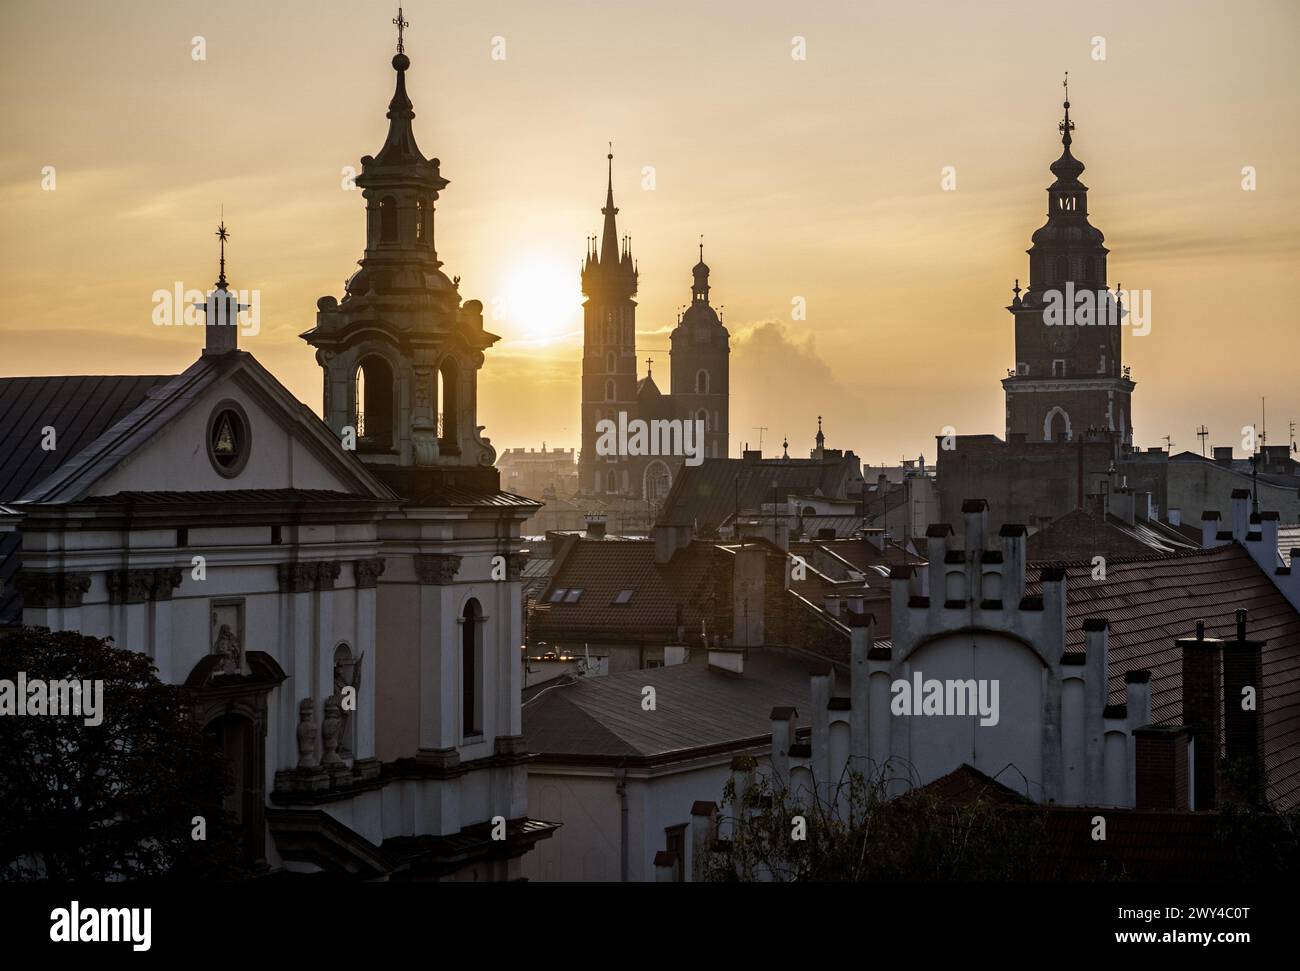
[206,399,251,477]
[211,600,246,675]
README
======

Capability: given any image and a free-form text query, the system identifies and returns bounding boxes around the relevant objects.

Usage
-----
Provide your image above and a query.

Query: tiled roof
[523,650,818,762]
[1026,507,1197,561]
[658,456,860,532]
[530,539,723,643]
[1027,544,1300,810]
[0,374,173,501]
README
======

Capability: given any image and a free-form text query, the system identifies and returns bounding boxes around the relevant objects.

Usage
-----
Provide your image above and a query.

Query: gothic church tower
[1001,88,1134,445]
[669,245,730,460]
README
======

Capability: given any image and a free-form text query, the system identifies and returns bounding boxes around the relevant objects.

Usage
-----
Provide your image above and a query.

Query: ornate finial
[699,234,704,263]
[782,437,789,459]
[645,355,653,377]
[393,6,409,55]
[1059,71,1074,145]
[1012,278,1021,298]
[215,215,229,289]
[608,140,613,162]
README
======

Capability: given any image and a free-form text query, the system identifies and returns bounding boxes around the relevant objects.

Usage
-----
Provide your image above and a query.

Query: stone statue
[296,698,319,769]
[321,698,343,766]
[213,623,241,675]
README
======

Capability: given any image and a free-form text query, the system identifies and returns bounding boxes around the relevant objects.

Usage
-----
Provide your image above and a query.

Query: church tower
[1001,84,1134,445]
[302,36,501,491]
[578,152,639,495]
[669,243,730,460]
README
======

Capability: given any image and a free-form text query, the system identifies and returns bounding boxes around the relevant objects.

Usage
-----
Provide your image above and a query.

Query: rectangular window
[612,589,634,604]
[176,527,188,547]
[564,588,583,603]
[548,588,568,603]
[1052,359,1066,377]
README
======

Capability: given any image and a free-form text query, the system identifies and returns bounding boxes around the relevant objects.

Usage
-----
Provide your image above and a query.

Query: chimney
[1168,508,1181,527]
[654,522,690,563]
[1213,446,1233,465]
[1222,609,1266,804]
[1135,492,1152,523]
[1200,510,1223,548]
[1230,489,1251,541]
[823,595,841,617]
[1111,489,1136,526]
[653,851,677,882]
[864,528,887,552]
[999,524,1027,607]
[584,514,607,540]
[1180,620,1223,810]
[1257,511,1279,562]
[769,706,796,783]
[961,499,988,554]
[1134,726,1190,811]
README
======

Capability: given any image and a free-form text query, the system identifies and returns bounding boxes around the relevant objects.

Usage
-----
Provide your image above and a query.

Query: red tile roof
[1028,543,1300,810]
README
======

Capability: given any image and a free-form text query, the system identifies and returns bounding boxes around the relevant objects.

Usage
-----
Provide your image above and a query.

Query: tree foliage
[0,626,245,880]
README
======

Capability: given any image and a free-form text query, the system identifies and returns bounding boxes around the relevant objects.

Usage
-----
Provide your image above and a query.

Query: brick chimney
[1135,726,1190,811]
[1222,609,1266,804]
[1180,620,1223,810]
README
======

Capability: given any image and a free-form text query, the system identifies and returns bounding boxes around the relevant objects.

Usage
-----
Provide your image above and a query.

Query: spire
[600,145,619,264]
[198,218,248,357]
[374,12,424,166]
[1049,72,1085,185]
[816,415,825,447]
[691,234,711,304]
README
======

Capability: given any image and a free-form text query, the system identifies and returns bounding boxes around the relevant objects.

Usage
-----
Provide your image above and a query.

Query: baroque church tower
[1001,87,1134,445]
[578,152,639,495]
[303,39,501,493]
[669,243,730,460]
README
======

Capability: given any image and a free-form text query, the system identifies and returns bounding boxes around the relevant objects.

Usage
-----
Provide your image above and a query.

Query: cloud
[728,320,868,456]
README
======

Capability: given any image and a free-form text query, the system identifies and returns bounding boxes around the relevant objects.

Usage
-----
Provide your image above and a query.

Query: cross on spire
[1059,71,1074,144]
[393,6,409,54]
[645,356,653,377]
[215,217,229,289]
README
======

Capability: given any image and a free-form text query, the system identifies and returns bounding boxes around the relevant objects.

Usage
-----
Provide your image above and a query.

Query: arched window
[606,351,616,374]
[462,600,482,736]
[605,379,616,401]
[644,460,672,502]
[695,369,709,394]
[355,356,394,449]
[439,357,459,452]
[695,408,707,431]
[1055,256,1070,282]
[606,470,618,493]
[379,196,398,243]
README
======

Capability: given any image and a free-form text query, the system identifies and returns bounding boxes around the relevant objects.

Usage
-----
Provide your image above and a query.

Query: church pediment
[21,351,393,505]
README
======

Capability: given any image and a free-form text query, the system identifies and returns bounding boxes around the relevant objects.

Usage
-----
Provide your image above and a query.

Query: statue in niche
[212,623,242,675]
[330,651,364,759]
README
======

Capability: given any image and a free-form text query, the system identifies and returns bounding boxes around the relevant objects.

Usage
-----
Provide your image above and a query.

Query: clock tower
[1002,85,1134,444]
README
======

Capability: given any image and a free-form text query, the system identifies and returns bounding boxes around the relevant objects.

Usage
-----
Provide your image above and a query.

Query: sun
[498,257,584,342]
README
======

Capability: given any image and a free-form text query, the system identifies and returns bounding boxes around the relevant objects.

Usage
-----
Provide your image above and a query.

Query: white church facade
[0,34,556,879]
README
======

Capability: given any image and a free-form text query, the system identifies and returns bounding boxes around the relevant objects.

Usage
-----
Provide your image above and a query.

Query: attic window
[612,589,634,605]
[564,588,583,603]
[548,588,568,603]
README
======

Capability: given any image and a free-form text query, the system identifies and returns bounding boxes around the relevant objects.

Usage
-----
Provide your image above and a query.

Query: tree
[703,757,1056,882]
[0,626,245,880]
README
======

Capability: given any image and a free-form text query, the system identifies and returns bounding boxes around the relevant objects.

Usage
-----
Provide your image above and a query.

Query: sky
[1,0,1297,465]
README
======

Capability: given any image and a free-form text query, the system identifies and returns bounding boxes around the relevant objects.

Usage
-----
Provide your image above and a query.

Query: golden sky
[2,0,1297,464]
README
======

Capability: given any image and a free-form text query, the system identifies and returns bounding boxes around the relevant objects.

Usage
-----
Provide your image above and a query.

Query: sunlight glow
[498,257,584,343]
